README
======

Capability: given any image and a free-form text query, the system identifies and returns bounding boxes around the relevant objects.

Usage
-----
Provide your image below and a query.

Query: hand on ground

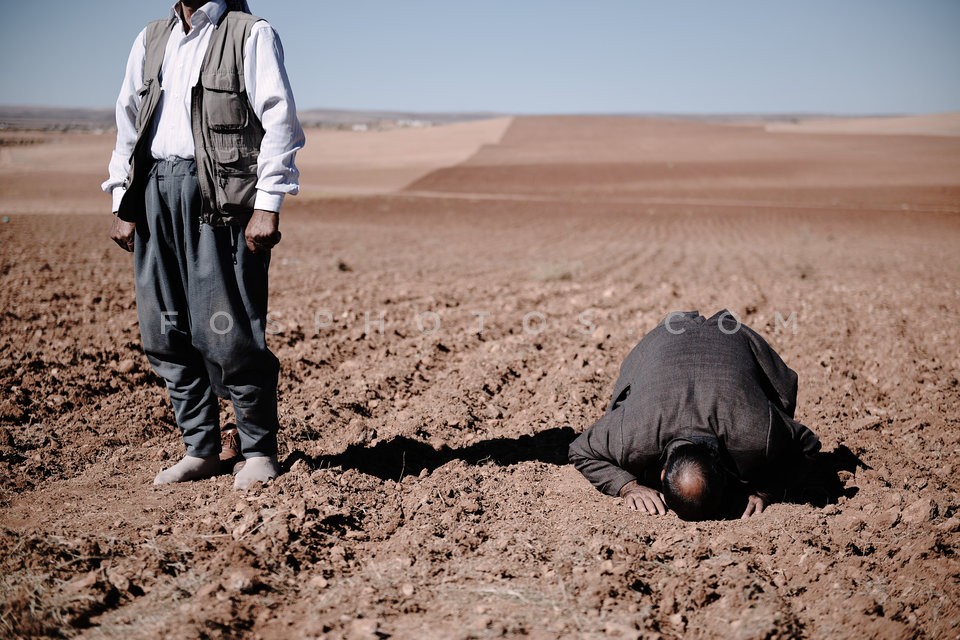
[619,480,667,515]
[741,493,767,518]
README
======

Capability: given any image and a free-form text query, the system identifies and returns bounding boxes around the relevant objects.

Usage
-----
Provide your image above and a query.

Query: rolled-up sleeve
[568,407,637,497]
[244,23,305,213]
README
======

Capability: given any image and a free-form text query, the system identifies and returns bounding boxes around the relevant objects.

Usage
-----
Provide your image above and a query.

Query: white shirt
[102,0,305,213]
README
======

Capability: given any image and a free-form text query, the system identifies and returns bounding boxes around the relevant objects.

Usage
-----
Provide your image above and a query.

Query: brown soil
[1,116,959,639]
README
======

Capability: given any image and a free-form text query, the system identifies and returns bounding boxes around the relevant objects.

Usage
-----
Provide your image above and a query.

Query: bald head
[662,443,726,520]
[673,464,708,499]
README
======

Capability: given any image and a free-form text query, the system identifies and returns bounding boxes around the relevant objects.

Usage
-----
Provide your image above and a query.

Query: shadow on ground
[723,444,870,518]
[792,444,870,506]
[284,426,578,481]
[284,434,868,523]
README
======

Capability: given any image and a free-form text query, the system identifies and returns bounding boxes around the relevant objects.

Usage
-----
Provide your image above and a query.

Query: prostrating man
[569,310,820,520]
[103,0,305,489]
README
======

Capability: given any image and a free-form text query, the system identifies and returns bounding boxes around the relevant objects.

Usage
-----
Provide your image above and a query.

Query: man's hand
[109,216,136,252]
[741,493,768,519]
[245,209,281,254]
[619,480,667,515]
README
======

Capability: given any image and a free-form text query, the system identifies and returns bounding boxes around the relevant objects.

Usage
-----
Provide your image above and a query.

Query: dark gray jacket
[568,310,820,497]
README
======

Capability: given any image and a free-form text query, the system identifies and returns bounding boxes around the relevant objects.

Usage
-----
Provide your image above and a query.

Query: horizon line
[3,103,958,120]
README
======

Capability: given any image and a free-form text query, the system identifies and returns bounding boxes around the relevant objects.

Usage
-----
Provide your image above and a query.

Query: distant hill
[0,106,116,131]
[296,108,500,130]
[0,105,500,132]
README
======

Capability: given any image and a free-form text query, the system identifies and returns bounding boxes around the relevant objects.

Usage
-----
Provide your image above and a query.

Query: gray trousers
[134,159,279,458]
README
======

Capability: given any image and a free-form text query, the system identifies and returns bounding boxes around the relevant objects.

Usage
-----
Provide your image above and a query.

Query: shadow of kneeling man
[723,444,870,518]
[787,444,870,507]
[283,426,578,481]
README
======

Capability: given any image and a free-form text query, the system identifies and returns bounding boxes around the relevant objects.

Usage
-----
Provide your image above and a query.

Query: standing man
[102,0,305,490]
[569,310,821,520]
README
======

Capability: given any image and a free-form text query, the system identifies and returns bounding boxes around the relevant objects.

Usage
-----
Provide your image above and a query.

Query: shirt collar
[168,0,229,29]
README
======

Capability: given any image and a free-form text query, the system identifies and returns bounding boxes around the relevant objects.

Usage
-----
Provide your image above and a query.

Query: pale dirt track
[1,116,959,639]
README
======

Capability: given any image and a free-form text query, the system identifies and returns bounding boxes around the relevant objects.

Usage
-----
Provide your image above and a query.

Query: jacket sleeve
[741,323,798,418]
[757,411,822,498]
[786,416,821,460]
[568,407,637,497]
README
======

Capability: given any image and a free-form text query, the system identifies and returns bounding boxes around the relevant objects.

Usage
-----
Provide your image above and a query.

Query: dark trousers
[134,159,279,458]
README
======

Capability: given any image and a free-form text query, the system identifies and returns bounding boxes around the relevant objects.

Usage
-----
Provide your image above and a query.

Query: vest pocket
[210,136,241,164]
[215,165,258,214]
[200,72,259,215]
[201,72,247,131]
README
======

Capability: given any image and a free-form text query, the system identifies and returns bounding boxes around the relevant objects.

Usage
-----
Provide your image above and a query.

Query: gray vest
[117,10,265,225]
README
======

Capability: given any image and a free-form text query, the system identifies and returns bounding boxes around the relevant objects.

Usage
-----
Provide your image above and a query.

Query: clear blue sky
[1,1,958,114]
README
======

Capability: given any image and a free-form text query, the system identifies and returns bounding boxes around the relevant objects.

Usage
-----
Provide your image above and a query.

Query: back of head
[662,443,726,521]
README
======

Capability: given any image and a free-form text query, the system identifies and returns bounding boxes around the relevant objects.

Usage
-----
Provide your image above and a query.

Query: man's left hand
[741,494,767,518]
[245,209,281,254]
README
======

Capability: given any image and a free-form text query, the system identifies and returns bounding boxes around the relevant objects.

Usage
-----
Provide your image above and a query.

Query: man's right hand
[109,216,136,252]
[619,480,667,515]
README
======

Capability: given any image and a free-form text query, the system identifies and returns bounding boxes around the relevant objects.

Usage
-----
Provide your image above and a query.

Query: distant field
[0,105,498,132]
